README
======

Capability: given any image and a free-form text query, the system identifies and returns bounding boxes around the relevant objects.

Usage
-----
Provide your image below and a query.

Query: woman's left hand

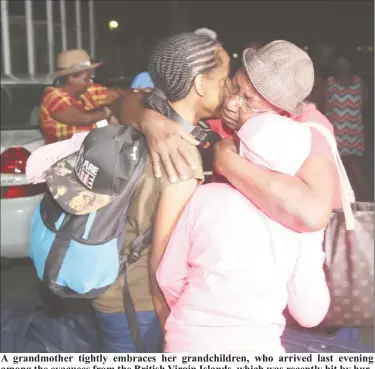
[213,138,237,176]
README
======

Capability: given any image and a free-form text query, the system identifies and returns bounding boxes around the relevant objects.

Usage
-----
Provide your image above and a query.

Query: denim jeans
[95,310,162,353]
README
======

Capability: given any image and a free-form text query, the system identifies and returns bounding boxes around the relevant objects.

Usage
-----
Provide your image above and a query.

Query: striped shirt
[325,75,365,156]
[40,83,109,144]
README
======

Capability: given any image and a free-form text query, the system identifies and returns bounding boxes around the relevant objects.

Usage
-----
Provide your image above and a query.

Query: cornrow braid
[144,32,220,117]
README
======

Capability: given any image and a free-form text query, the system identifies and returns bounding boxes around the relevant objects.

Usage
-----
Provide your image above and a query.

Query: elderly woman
[156,41,331,353]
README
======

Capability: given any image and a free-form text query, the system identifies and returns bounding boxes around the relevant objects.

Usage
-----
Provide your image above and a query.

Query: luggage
[322,202,374,327]
[1,300,101,353]
[282,328,374,353]
[286,203,374,328]
[305,123,374,327]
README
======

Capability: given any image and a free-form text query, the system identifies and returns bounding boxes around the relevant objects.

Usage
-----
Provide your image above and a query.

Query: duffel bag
[1,301,101,353]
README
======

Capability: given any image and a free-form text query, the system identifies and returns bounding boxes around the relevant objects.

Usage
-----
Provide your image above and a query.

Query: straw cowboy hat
[50,49,102,80]
[242,40,314,115]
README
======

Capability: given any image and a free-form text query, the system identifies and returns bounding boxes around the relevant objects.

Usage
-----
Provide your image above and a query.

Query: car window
[1,84,46,130]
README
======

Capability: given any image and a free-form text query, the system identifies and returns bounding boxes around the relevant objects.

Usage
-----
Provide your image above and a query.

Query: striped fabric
[325,75,365,156]
[40,83,109,144]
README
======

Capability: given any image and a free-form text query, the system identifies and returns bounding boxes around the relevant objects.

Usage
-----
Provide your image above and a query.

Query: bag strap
[306,122,355,230]
[128,228,153,264]
[122,228,153,352]
[169,105,221,148]
[122,271,143,352]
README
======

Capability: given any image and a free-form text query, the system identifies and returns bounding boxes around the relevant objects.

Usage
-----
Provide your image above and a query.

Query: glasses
[224,77,268,114]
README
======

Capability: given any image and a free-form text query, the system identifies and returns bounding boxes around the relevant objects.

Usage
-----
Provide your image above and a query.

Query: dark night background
[8,0,374,76]
[94,0,374,74]
[94,0,374,48]
[8,1,374,44]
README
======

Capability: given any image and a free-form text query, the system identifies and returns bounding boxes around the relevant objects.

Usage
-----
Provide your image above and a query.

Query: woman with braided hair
[92,32,230,352]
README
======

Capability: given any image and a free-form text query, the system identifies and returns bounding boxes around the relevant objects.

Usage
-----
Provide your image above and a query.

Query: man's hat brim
[45,152,115,215]
[49,62,102,81]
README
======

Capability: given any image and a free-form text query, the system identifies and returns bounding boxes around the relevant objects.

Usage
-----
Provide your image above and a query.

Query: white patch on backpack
[130,146,138,160]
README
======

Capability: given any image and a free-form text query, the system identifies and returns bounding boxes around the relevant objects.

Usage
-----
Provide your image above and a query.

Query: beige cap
[50,49,102,80]
[242,40,314,115]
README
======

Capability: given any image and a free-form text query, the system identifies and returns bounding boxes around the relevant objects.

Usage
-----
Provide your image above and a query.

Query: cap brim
[48,62,102,81]
[45,152,115,215]
[242,47,258,65]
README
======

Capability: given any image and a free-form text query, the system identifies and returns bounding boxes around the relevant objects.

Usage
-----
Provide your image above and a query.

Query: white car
[1,82,47,259]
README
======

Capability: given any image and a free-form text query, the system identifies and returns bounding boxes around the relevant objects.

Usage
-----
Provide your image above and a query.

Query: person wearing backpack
[37,32,230,353]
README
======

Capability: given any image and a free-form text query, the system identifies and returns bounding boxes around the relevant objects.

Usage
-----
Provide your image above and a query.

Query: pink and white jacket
[157,113,331,353]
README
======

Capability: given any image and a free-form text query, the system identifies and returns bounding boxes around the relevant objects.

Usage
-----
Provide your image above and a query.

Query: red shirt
[40,83,109,144]
[207,119,234,139]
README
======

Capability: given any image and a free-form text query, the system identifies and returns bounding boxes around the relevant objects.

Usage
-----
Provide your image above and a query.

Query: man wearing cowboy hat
[40,49,122,144]
[113,40,341,234]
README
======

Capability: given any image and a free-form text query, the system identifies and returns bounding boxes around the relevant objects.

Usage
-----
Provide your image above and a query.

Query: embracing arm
[111,89,149,131]
[112,89,200,181]
[150,179,198,331]
[213,139,335,232]
[104,87,129,105]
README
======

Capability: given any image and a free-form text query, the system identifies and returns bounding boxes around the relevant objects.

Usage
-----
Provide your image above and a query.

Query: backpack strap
[122,228,153,352]
[128,228,153,264]
[306,122,355,230]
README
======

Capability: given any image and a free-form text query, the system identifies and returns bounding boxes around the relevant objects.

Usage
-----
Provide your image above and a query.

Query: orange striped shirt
[40,82,109,144]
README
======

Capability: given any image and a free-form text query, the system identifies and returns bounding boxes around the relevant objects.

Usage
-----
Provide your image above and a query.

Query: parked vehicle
[1,81,46,258]
[1,0,96,260]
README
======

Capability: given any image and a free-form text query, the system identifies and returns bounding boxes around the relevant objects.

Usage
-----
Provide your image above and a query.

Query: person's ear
[194,74,205,97]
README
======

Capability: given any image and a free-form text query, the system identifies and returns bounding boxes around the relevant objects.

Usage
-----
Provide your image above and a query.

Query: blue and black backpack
[29,124,151,350]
